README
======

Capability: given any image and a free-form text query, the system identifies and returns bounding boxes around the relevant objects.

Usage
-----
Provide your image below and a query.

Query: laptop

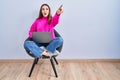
[32,32,52,43]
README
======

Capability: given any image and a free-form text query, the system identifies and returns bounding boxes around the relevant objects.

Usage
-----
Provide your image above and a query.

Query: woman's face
[41,5,49,17]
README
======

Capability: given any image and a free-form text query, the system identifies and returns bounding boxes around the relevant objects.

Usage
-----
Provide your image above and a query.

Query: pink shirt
[29,13,60,39]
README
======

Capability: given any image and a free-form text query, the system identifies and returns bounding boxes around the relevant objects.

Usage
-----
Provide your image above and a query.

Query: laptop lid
[32,32,51,43]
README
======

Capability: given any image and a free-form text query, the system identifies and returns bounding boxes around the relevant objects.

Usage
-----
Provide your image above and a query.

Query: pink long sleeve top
[29,13,60,39]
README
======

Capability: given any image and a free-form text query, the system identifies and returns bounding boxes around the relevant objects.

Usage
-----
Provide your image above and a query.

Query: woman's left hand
[57,5,64,15]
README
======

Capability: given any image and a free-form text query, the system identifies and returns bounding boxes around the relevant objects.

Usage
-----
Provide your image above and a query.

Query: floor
[0,59,120,80]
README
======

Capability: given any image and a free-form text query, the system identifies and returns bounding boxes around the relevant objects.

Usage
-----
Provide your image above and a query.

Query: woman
[24,4,64,58]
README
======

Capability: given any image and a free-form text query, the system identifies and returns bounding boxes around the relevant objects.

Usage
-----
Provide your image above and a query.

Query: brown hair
[38,4,52,24]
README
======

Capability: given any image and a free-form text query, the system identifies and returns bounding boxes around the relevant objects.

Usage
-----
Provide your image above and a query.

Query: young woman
[24,4,64,57]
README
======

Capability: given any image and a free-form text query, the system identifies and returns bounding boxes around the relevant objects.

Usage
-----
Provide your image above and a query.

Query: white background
[0,0,120,59]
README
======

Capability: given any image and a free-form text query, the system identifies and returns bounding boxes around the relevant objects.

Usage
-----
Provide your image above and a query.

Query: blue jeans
[24,37,63,58]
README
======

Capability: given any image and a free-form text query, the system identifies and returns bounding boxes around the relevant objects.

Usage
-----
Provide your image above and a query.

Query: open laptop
[32,32,52,43]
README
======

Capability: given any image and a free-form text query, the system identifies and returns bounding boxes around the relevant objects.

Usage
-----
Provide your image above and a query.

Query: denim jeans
[24,37,63,58]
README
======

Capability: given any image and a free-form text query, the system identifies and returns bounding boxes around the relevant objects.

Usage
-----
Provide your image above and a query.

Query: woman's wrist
[56,12,61,16]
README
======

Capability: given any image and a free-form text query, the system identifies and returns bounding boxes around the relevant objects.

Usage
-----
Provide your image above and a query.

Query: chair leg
[50,57,58,77]
[36,58,39,64]
[29,58,37,77]
[53,57,58,65]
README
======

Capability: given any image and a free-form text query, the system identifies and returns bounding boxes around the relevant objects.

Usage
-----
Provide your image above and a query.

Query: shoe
[52,50,60,57]
[42,55,50,58]
[41,51,50,58]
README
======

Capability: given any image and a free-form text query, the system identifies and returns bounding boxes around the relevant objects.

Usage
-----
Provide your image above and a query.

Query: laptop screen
[32,32,51,43]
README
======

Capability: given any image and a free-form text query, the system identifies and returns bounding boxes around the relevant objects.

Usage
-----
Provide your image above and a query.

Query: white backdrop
[0,0,120,59]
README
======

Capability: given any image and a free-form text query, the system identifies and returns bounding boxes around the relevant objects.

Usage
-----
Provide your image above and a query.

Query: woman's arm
[29,20,37,38]
[51,5,64,27]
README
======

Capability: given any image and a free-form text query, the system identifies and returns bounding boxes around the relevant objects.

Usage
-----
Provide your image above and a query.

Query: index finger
[59,5,63,9]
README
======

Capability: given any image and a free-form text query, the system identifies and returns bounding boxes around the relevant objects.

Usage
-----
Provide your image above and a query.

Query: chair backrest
[24,29,63,58]
[54,30,63,53]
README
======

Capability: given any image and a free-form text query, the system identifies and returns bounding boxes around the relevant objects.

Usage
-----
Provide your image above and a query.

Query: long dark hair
[38,4,52,24]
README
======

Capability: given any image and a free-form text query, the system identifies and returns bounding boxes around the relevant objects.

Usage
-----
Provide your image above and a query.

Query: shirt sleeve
[51,13,60,27]
[29,20,37,38]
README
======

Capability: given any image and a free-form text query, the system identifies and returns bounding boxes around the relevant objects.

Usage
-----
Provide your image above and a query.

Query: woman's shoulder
[35,18,40,21]
[33,18,41,23]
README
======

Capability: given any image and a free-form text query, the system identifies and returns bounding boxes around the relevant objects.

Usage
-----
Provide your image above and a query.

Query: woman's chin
[43,15,48,17]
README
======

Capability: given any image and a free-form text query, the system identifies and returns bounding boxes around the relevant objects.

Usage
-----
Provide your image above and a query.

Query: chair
[24,30,63,77]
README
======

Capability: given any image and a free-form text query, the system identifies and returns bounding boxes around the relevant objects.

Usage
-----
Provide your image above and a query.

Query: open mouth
[43,13,48,17]
[44,13,47,15]
[44,13,47,16]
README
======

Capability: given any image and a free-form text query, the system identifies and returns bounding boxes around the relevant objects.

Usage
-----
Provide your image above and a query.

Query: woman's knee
[24,41,36,48]
[55,37,63,44]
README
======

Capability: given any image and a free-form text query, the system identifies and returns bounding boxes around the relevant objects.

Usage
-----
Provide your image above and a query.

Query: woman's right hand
[56,5,64,15]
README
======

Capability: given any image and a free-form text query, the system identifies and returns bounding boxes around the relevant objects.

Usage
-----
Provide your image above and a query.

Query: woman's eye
[46,8,49,10]
[42,8,45,10]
